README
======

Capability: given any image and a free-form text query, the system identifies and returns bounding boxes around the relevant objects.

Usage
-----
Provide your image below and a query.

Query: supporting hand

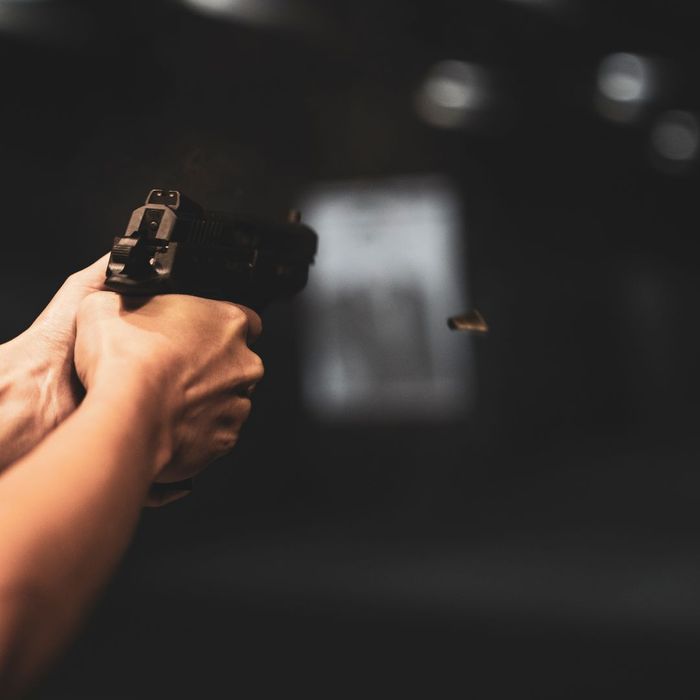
[0,255,109,471]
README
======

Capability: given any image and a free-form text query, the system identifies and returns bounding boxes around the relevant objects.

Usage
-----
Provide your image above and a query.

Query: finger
[145,479,194,508]
[34,255,112,333]
[71,252,112,292]
[229,381,258,399]
[144,489,192,508]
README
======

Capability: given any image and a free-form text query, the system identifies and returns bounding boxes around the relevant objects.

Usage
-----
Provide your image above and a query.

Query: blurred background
[1,0,700,696]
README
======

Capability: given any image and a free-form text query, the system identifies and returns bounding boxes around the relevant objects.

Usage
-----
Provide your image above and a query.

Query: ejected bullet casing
[448,310,489,333]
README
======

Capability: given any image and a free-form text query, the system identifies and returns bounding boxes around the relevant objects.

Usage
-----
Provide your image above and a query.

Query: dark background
[1,0,699,696]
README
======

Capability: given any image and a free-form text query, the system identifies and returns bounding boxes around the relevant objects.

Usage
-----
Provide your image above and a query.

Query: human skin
[0,287,263,696]
[0,255,109,472]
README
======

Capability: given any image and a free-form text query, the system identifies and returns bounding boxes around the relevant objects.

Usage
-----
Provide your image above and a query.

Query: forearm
[0,375,169,696]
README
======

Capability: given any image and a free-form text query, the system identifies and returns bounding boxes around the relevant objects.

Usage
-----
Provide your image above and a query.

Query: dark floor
[30,444,700,699]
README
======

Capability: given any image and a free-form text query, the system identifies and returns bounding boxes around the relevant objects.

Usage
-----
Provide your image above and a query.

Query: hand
[74,291,264,487]
[0,255,109,470]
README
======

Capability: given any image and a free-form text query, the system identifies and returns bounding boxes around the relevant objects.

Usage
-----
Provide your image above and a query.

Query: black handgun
[105,189,317,312]
[106,189,317,503]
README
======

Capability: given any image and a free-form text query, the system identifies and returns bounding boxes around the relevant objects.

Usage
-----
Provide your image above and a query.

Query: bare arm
[0,376,165,696]
[0,291,263,697]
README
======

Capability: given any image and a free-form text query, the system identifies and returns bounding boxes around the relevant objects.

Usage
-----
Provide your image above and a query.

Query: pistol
[105,189,317,502]
[105,189,318,312]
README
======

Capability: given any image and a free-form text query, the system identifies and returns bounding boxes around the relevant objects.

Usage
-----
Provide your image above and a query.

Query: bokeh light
[415,60,492,130]
[179,0,288,26]
[0,0,51,27]
[596,53,658,124]
[650,110,699,172]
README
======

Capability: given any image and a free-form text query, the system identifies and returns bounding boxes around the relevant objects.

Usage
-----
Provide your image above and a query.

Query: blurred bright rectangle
[299,175,475,422]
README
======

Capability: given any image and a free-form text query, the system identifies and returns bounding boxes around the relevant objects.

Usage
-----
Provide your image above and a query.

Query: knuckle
[247,351,265,382]
[225,396,252,425]
[227,304,262,342]
[247,311,263,339]
[230,394,251,416]
[215,430,240,454]
[227,303,249,326]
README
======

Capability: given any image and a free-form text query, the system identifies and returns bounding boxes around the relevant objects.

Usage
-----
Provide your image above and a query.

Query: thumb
[32,253,111,345]
[69,252,112,291]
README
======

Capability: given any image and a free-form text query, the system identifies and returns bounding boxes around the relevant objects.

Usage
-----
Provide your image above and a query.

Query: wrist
[83,365,177,481]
